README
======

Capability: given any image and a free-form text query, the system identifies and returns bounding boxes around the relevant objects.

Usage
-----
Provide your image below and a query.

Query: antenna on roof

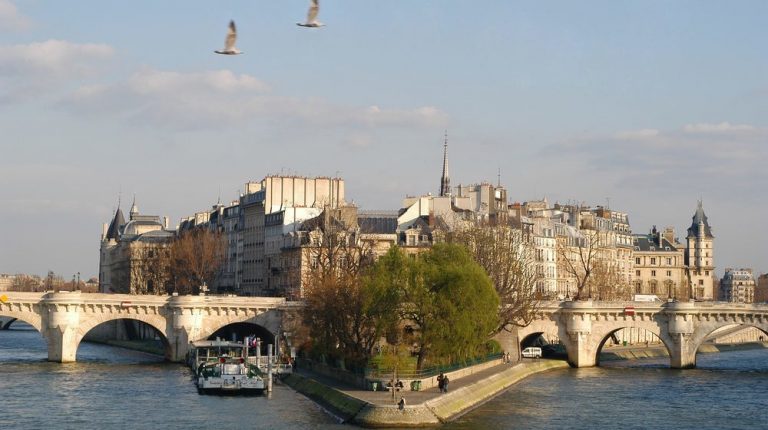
[497,167,501,187]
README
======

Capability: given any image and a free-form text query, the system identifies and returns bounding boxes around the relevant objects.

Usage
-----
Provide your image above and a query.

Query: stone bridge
[499,300,768,368]
[0,291,301,363]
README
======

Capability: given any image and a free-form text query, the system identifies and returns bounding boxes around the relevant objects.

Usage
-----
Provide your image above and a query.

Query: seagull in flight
[297,0,324,28]
[215,20,243,55]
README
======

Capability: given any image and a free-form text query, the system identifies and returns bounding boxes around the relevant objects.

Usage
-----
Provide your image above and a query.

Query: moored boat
[190,340,265,395]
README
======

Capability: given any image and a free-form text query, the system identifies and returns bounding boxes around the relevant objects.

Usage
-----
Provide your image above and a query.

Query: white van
[521,347,542,358]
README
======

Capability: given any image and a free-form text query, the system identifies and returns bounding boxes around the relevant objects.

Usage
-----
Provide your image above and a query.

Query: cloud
[0,0,29,31]
[61,67,448,131]
[544,122,768,196]
[614,129,659,140]
[682,122,756,134]
[0,39,114,102]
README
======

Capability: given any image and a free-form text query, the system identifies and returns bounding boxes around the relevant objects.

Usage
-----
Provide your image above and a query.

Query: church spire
[439,131,450,197]
[129,194,139,220]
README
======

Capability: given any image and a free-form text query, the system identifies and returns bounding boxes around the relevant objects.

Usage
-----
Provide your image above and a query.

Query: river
[2,323,767,429]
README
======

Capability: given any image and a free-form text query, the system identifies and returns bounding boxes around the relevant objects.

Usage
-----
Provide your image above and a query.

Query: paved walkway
[294,361,525,406]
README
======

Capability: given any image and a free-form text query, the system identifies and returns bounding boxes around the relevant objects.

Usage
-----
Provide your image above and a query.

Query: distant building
[98,198,175,294]
[685,201,715,300]
[755,274,768,303]
[720,268,756,303]
[632,226,687,299]
[0,274,15,291]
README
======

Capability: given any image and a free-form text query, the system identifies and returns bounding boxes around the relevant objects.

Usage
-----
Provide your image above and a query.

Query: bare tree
[10,274,42,292]
[300,207,394,369]
[557,228,612,300]
[448,221,540,334]
[170,228,227,295]
[590,260,632,301]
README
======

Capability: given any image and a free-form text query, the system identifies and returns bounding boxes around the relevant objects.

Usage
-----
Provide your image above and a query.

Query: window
[666,270,671,277]
[651,257,656,265]
[705,271,709,276]
[651,270,656,277]
[699,279,704,286]
[635,257,641,264]
[666,258,672,265]
[636,270,641,276]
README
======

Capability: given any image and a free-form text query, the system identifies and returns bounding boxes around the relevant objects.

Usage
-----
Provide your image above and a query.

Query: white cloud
[682,122,756,134]
[0,39,114,102]
[0,39,113,78]
[614,128,659,140]
[61,67,448,131]
[545,122,768,196]
[0,0,30,31]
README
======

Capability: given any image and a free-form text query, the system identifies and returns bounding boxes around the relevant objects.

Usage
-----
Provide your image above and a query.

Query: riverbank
[600,341,768,362]
[283,359,569,428]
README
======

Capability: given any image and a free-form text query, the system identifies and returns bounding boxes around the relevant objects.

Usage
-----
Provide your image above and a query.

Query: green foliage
[376,244,500,369]
[304,244,500,372]
[484,339,503,355]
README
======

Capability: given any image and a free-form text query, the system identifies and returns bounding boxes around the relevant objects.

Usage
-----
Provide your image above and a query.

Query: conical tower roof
[106,208,125,241]
[687,201,713,238]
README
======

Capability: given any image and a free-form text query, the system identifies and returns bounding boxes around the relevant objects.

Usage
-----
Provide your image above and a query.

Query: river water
[2,323,767,429]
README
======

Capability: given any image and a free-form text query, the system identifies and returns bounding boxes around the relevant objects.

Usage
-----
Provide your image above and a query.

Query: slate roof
[105,208,125,240]
[633,235,679,252]
[358,215,397,234]
[687,201,714,238]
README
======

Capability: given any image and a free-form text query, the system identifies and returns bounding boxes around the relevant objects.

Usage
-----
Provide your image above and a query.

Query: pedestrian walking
[443,375,449,393]
[398,396,406,410]
[437,372,445,393]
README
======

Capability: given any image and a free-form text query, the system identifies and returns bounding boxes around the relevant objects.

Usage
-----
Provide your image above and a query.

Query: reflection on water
[0,323,342,430]
[447,349,768,430]
[3,323,768,430]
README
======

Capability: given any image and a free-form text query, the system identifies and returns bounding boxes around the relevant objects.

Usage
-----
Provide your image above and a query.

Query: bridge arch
[687,320,768,366]
[74,312,171,360]
[587,317,676,367]
[593,326,674,366]
[0,308,44,335]
[194,309,283,344]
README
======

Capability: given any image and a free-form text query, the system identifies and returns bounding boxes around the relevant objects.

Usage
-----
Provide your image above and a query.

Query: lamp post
[76,272,80,290]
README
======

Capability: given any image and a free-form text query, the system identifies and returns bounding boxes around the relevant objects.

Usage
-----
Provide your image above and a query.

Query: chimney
[163,216,170,230]
[102,223,108,240]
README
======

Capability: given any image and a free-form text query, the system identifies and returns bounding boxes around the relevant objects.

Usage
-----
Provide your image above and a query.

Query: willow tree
[396,244,500,370]
[448,221,539,333]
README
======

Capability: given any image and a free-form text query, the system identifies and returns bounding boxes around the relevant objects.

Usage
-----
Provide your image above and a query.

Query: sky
[1,0,766,280]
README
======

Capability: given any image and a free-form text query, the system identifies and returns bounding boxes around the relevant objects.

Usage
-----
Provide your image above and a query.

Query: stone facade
[632,226,687,300]
[720,268,756,303]
[685,201,715,300]
[756,274,768,304]
[98,199,174,294]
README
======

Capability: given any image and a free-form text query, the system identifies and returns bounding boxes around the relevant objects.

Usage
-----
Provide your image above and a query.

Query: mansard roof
[358,214,397,235]
[633,235,679,252]
[687,201,714,238]
[106,208,125,240]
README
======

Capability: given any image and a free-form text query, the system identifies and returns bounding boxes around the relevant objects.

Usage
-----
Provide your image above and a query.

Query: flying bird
[215,20,243,55]
[297,0,324,28]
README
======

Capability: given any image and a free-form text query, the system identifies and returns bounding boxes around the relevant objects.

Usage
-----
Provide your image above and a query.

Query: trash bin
[410,380,421,391]
[370,381,379,391]
[623,341,627,346]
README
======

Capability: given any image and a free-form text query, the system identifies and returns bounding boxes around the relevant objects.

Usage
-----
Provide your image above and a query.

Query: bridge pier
[43,292,83,363]
[563,300,598,368]
[168,295,205,362]
[666,301,697,369]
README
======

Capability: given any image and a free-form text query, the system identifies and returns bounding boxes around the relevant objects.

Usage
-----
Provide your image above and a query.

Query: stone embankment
[600,341,768,362]
[283,359,569,428]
